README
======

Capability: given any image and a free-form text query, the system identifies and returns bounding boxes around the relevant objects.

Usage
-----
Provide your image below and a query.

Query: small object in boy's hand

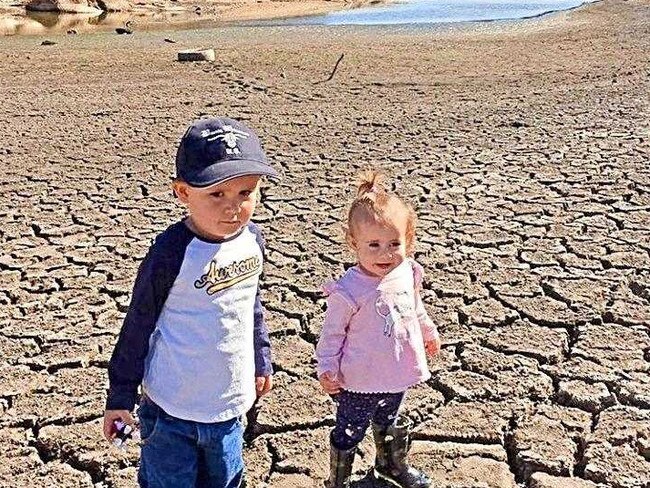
[112,420,140,449]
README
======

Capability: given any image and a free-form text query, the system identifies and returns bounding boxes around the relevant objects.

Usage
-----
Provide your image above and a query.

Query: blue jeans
[137,397,244,488]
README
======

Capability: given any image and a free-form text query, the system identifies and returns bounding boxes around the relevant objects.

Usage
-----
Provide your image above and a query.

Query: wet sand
[0,0,649,486]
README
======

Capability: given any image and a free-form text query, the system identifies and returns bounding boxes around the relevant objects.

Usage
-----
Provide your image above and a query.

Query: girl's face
[351,218,407,277]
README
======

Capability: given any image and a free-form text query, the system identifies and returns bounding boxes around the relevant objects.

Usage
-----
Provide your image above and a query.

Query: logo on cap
[200,125,250,156]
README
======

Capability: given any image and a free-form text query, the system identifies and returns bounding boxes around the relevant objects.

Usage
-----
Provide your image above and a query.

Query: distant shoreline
[0,0,599,37]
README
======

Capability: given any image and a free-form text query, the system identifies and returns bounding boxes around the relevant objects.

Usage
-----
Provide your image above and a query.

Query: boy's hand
[425,337,442,357]
[255,375,272,397]
[318,371,341,394]
[103,410,135,442]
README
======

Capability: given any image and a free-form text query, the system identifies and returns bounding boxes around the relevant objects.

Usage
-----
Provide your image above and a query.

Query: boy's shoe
[372,417,431,488]
[325,440,356,488]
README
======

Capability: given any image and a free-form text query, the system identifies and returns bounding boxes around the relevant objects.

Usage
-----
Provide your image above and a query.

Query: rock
[458,345,554,401]
[0,364,48,398]
[242,435,273,487]
[27,0,130,12]
[270,334,315,377]
[582,407,650,487]
[452,230,515,249]
[400,382,445,423]
[434,370,500,401]
[604,299,650,326]
[483,320,568,364]
[266,427,375,484]
[512,404,591,480]
[416,401,512,445]
[542,357,622,385]
[603,251,650,269]
[529,472,600,487]
[96,0,131,11]
[618,372,650,409]
[572,325,650,376]
[115,21,133,34]
[3,459,94,488]
[37,419,139,479]
[103,467,138,488]
[264,308,302,335]
[584,444,650,488]
[254,373,333,434]
[541,277,611,311]
[410,441,517,488]
[557,380,615,413]
[178,49,215,62]
[27,0,102,14]
[497,295,578,327]
[588,406,649,446]
[458,297,517,327]
[269,428,330,480]
[266,472,322,487]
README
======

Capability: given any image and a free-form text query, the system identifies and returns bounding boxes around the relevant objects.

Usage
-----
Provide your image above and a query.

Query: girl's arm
[415,291,440,343]
[316,292,355,378]
[410,259,440,345]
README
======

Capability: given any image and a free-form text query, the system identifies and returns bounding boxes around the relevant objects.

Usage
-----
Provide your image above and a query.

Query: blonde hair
[345,171,417,255]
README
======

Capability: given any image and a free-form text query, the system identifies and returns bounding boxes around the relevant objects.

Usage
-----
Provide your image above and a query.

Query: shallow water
[272,0,596,26]
[0,0,596,36]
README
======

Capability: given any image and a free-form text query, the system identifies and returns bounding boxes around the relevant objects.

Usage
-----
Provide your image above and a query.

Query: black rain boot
[372,416,431,488]
[325,439,356,488]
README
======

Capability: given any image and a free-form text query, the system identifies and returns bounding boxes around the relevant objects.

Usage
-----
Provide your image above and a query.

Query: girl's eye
[391,242,401,248]
[211,192,224,198]
[369,243,380,248]
[240,190,253,197]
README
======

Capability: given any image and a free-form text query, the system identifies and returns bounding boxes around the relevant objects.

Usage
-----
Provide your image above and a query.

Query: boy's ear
[173,181,191,204]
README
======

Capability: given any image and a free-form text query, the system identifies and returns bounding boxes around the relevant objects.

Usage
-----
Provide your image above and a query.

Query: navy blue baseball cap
[175,117,280,187]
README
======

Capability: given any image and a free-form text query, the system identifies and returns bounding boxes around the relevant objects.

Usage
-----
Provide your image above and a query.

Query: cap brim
[182,158,280,188]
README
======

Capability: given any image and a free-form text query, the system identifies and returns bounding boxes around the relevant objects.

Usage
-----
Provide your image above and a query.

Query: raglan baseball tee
[106,220,272,423]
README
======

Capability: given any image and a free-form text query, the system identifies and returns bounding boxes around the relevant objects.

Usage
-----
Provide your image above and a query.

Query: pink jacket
[316,259,439,394]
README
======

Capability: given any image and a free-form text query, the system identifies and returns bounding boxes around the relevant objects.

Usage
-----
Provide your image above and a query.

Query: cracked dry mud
[0,0,649,486]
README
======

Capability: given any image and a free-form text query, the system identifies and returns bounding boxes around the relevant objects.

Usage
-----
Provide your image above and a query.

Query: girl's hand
[425,337,441,357]
[319,371,342,394]
[256,375,273,397]
[103,409,135,442]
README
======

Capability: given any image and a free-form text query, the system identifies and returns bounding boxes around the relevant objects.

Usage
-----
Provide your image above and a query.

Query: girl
[316,171,441,488]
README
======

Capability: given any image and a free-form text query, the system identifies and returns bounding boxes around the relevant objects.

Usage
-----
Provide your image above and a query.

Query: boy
[103,117,279,488]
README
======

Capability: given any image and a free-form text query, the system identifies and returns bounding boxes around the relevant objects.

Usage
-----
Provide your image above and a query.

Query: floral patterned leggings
[331,390,405,450]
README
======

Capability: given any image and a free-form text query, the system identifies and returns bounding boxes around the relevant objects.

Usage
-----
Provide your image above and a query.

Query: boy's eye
[240,190,253,197]
[211,192,224,198]
[391,242,401,248]
[369,243,380,248]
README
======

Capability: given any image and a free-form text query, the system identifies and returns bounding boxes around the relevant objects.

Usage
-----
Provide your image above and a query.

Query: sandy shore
[1,1,649,487]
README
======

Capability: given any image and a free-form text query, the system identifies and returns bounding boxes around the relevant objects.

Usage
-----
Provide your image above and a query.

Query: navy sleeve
[106,223,193,411]
[249,223,273,377]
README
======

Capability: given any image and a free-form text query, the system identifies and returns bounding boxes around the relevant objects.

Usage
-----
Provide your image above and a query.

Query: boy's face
[350,217,407,278]
[173,175,262,240]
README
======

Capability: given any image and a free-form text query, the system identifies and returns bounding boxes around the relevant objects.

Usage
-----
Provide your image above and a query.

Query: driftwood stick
[315,53,345,84]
